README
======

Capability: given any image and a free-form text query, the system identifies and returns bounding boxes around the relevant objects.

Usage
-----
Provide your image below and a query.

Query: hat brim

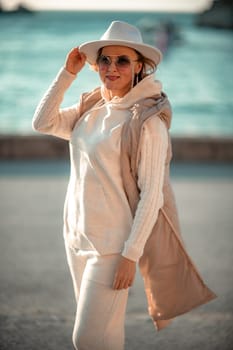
[79,39,162,67]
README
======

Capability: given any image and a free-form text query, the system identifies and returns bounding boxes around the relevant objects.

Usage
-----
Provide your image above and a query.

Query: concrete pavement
[0,161,233,350]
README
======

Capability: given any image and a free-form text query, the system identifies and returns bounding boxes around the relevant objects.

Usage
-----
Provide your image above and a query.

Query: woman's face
[97,45,142,98]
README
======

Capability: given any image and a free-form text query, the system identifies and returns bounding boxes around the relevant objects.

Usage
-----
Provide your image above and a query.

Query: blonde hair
[135,50,157,81]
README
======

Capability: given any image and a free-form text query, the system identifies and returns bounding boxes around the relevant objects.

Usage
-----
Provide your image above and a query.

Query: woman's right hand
[65,47,86,75]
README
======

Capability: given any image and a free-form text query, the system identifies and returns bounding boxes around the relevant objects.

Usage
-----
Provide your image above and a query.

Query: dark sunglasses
[97,55,138,70]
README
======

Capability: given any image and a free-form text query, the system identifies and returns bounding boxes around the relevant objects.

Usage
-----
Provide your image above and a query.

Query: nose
[107,59,117,71]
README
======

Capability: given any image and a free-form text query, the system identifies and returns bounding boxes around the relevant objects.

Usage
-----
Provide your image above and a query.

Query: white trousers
[65,244,129,350]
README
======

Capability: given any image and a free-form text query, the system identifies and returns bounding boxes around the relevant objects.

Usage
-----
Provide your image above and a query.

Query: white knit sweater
[32,68,168,262]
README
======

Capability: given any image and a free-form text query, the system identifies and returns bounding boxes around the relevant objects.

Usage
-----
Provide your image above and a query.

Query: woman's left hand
[113,256,136,290]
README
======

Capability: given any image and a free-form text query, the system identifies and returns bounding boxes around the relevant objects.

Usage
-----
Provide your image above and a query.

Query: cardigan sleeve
[32,67,80,141]
[122,116,168,262]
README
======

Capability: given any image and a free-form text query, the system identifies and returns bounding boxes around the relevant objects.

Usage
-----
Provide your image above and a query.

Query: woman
[33,21,216,350]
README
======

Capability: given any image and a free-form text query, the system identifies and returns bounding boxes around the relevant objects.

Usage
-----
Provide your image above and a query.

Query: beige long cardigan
[77,87,217,331]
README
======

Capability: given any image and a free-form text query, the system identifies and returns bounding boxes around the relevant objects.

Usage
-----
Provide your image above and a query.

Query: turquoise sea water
[0,11,232,137]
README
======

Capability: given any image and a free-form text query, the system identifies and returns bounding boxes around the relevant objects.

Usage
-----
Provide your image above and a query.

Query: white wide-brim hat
[79,21,162,68]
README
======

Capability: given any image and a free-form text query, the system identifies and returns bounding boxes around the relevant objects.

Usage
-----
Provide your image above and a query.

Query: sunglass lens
[116,56,131,67]
[98,55,111,66]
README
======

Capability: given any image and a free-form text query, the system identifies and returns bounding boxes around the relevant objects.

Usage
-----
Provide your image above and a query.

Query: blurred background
[0,1,233,350]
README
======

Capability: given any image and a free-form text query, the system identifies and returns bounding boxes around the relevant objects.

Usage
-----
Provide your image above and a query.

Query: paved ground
[0,161,233,350]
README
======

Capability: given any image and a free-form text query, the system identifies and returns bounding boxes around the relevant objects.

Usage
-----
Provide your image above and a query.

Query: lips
[106,75,119,81]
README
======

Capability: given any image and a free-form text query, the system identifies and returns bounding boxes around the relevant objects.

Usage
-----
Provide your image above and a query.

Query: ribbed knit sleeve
[32,67,79,140]
[122,117,168,262]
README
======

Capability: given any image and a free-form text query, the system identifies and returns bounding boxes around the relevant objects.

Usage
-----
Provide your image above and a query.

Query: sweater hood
[79,75,171,130]
[101,74,162,109]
